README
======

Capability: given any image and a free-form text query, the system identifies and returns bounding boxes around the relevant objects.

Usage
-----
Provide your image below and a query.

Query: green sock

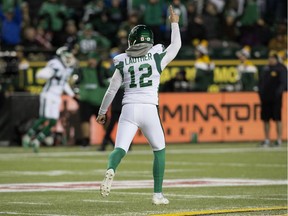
[107,148,126,171]
[153,148,165,193]
[27,117,46,137]
[35,119,57,142]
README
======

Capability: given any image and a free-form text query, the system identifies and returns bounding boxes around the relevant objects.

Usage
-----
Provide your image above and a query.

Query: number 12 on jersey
[128,63,153,88]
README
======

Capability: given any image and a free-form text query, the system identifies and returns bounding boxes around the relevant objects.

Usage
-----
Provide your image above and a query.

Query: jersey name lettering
[124,53,152,66]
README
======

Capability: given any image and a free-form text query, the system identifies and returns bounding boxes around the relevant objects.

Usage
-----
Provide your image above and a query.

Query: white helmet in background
[56,46,76,68]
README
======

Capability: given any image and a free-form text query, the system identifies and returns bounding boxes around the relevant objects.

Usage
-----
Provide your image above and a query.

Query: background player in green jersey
[74,52,109,147]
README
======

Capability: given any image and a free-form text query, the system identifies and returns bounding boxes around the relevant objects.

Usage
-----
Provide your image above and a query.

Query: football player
[96,6,181,205]
[22,47,77,152]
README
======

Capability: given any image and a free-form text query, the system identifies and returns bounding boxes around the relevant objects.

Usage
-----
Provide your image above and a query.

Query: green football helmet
[128,25,154,47]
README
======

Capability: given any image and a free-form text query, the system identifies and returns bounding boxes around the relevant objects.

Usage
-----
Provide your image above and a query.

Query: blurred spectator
[185,0,206,44]
[87,0,127,47]
[38,0,68,31]
[0,0,285,64]
[15,45,29,91]
[116,11,139,52]
[116,29,128,53]
[93,11,116,43]
[236,45,258,91]
[74,52,109,147]
[209,0,225,13]
[65,20,79,54]
[21,1,30,29]
[141,0,166,44]
[201,0,221,44]
[21,26,51,60]
[0,4,22,49]
[38,0,69,46]
[237,0,265,46]
[238,0,259,26]
[75,23,111,60]
[253,18,272,46]
[25,1,42,26]
[162,70,189,92]
[222,0,240,42]
[191,40,215,91]
[264,0,287,26]
[99,0,126,46]
[107,0,126,25]
[118,11,139,37]
[192,0,205,15]
[57,20,78,52]
[268,21,287,51]
[1,0,22,11]
[16,45,29,71]
[82,0,104,24]
[35,27,53,49]
[258,51,286,147]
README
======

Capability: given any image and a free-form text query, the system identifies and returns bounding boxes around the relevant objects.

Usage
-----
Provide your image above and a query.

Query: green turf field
[0,143,287,216]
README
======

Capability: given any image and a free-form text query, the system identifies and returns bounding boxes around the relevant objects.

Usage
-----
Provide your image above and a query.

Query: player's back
[114,44,165,105]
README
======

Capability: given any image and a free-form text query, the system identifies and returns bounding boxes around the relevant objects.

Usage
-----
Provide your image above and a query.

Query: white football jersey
[38,58,74,97]
[98,23,181,115]
[113,44,168,105]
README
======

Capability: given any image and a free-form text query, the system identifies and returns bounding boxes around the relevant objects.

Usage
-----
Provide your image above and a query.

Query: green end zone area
[0,143,287,215]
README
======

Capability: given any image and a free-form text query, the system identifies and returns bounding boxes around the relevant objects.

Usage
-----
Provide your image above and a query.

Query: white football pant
[39,93,61,119]
[115,104,165,152]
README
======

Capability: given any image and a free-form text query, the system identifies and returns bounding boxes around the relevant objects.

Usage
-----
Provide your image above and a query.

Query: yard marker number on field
[150,206,288,216]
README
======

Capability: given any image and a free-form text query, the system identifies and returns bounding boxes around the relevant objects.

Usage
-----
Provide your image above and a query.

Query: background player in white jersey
[22,47,77,153]
[96,6,181,205]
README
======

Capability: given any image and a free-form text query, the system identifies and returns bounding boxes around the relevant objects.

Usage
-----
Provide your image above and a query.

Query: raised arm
[161,5,181,69]
[36,67,54,80]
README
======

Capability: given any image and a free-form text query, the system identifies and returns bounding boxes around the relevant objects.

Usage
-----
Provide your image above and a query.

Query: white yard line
[0,178,286,193]
[0,169,202,178]
[0,163,284,178]
[8,202,51,205]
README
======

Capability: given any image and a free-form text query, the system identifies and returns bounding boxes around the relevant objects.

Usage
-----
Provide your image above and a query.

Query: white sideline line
[0,178,286,192]
[0,147,285,159]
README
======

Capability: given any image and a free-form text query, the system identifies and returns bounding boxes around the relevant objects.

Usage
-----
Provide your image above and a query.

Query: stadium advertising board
[20,60,267,93]
[90,92,287,144]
